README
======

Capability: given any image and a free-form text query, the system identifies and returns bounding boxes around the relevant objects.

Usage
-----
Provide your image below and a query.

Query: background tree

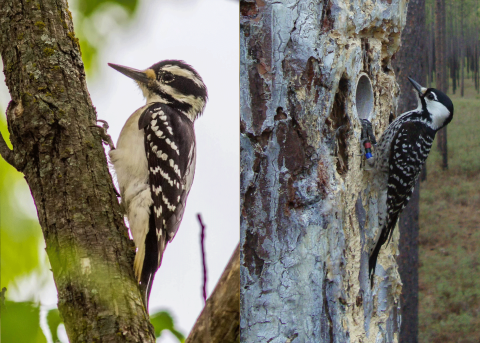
[418,1,480,340]
[392,0,426,341]
[240,0,407,341]
[426,0,480,93]
[435,0,449,169]
[424,0,480,170]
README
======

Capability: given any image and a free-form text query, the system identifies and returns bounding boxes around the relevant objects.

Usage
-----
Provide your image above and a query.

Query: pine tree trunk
[428,7,435,87]
[435,0,448,169]
[240,0,408,341]
[0,0,155,341]
[392,1,425,341]
[461,0,465,97]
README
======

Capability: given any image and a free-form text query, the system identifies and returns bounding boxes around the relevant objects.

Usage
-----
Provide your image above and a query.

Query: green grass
[419,78,480,343]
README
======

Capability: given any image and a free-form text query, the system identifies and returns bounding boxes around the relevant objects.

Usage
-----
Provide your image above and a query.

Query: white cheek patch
[426,100,451,129]
[161,65,204,88]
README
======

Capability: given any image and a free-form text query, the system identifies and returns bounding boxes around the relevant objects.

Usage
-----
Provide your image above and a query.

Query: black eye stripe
[426,93,436,101]
[158,72,174,82]
[160,75,206,97]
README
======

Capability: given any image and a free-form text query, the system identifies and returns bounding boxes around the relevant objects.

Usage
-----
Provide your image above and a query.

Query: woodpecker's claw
[360,119,376,167]
[92,119,115,150]
[360,119,377,144]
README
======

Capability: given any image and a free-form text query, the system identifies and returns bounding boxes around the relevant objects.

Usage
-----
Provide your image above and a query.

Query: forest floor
[419,78,480,343]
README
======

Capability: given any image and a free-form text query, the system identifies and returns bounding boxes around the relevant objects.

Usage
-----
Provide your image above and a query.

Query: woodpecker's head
[109,60,208,121]
[408,77,454,130]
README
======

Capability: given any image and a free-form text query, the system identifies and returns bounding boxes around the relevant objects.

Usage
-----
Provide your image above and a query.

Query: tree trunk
[392,1,425,341]
[240,0,408,341]
[0,0,155,341]
[435,0,448,169]
[397,184,420,343]
[460,0,465,97]
[185,245,240,343]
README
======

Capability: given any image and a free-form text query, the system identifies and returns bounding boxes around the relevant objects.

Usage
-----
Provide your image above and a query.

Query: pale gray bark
[240,1,409,342]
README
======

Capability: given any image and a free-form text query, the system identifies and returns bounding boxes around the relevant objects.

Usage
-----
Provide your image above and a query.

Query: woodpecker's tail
[139,210,168,310]
[369,223,395,287]
[369,240,382,287]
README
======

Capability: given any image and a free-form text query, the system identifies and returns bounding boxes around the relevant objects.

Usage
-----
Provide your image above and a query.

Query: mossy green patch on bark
[5,62,14,72]
[35,21,46,30]
[67,32,80,49]
[43,47,55,57]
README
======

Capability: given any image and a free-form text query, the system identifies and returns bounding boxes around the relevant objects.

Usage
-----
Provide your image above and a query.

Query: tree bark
[460,0,465,97]
[396,184,419,343]
[0,0,154,341]
[435,0,448,169]
[240,0,408,341]
[185,244,240,343]
[392,1,425,341]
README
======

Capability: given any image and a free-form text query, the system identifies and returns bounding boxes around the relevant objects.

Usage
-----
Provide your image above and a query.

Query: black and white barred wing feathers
[385,121,433,237]
[369,121,434,278]
[136,103,196,282]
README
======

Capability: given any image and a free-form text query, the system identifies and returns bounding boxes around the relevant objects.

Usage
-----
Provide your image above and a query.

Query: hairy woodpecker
[106,60,207,307]
[367,77,453,286]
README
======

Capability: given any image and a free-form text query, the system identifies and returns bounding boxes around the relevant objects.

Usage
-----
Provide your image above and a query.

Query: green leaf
[76,30,98,73]
[1,301,47,343]
[78,0,139,17]
[1,222,42,288]
[0,118,44,290]
[70,0,140,75]
[46,308,63,343]
[150,310,185,342]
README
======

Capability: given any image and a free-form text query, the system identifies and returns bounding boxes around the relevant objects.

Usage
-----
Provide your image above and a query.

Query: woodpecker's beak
[408,77,427,96]
[108,63,152,84]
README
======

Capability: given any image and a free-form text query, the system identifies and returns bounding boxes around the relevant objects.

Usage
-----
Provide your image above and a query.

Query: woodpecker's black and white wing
[369,120,435,281]
[138,103,196,301]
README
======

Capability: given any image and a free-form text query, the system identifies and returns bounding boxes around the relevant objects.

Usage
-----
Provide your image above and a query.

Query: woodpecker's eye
[163,73,174,83]
[427,93,435,101]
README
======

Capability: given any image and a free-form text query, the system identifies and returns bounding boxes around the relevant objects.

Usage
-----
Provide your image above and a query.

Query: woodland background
[400,0,480,341]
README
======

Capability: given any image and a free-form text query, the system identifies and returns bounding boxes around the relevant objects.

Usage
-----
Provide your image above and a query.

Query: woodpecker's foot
[360,119,377,144]
[360,119,376,168]
[93,119,115,150]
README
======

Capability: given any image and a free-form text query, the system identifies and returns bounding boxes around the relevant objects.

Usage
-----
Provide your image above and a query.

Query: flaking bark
[240,0,409,341]
[0,0,155,341]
